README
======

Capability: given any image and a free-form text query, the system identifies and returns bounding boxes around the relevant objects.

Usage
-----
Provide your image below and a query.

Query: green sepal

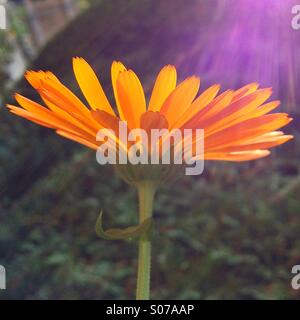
[95,211,153,242]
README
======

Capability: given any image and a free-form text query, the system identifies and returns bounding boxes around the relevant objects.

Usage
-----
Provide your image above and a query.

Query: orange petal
[140,111,169,135]
[204,150,271,161]
[232,82,259,101]
[39,77,90,115]
[202,88,273,135]
[20,87,97,134]
[91,110,130,154]
[57,130,98,150]
[182,90,233,129]
[174,84,220,128]
[116,69,146,129]
[9,97,97,140]
[160,76,200,129]
[37,78,100,132]
[25,71,71,115]
[111,61,127,119]
[27,71,90,118]
[148,65,177,112]
[91,110,121,135]
[25,70,60,89]
[210,135,293,152]
[205,113,292,150]
[8,105,55,129]
[73,57,115,114]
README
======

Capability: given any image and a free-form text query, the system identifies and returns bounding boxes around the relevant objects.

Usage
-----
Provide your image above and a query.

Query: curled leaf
[95,211,153,241]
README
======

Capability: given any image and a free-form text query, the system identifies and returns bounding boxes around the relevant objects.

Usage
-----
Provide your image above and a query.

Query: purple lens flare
[188,0,300,112]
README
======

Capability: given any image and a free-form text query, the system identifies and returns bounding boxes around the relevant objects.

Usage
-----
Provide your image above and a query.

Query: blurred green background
[0,0,300,299]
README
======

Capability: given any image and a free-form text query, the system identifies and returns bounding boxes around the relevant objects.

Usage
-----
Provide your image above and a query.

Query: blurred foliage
[9,4,30,37]
[0,0,300,300]
[0,33,11,100]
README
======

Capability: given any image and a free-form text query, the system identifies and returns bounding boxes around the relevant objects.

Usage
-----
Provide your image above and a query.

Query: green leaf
[95,211,153,242]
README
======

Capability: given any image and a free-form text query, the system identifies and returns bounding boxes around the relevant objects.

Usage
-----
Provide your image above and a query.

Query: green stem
[135,181,156,300]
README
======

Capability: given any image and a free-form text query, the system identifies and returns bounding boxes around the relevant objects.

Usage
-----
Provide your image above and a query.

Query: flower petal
[205,113,292,150]
[210,134,293,152]
[116,69,146,129]
[160,76,200,129]
[73,57,115,114]
[111,61,127,119]
[174,84,220,128]
[25,70,60,89]
[182,90,234,129]
[204,150,271,161]
[57,130,98,150]
[148,65,177,112]
[232,82,259,101]
[201,88,273,135]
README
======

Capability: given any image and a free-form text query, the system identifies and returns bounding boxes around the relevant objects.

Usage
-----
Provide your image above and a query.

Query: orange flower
[6,58,295,300]
[7,58,293,163]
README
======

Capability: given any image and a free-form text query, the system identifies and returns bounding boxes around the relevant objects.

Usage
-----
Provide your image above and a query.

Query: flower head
[7,58,293,182]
